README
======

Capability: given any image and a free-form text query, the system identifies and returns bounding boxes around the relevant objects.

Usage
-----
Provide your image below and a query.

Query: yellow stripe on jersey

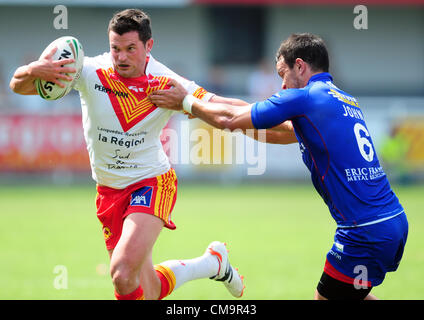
[101,69,134,123]
[100,69,170,125]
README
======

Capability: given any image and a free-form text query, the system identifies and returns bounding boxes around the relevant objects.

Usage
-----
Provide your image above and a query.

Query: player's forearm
[209,95,250,107]
[191,100,238,131]
[200,95,297,143]
[185,94,255,131]
[9,64,38,95]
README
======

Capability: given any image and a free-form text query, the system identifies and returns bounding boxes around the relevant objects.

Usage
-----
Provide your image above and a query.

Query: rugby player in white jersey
[9,9,245,300]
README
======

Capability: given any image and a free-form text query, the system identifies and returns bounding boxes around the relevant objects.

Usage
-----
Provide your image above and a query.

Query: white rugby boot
[206,241,245,298]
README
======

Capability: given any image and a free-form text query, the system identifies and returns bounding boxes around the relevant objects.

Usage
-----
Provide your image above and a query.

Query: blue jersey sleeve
[251,88,308,129]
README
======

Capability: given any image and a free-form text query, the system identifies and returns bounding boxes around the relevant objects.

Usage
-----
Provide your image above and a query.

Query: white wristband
[182,95,196,114]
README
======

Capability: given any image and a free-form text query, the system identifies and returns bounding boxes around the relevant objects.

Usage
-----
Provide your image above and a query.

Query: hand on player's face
[31,46,76,88]
[149,78,188,111]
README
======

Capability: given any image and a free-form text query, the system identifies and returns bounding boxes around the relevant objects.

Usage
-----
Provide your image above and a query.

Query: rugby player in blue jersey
[150,33,408,300]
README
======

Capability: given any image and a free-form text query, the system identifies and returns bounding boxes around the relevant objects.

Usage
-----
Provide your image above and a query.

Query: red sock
[114,285,144,300]
[155,265,176,300]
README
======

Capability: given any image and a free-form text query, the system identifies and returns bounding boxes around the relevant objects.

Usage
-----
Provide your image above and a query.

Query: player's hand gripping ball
[35,36,84,100]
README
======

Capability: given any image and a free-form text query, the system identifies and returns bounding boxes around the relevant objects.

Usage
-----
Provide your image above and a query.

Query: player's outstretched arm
[150,78,255,131]
[209,94,250,107]
[150,78,298,144]
[10,46,75,95]
[210,94,297,144]
[256,122,298,145]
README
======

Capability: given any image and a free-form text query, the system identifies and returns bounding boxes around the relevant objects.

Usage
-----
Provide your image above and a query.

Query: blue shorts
[325,212,408,287]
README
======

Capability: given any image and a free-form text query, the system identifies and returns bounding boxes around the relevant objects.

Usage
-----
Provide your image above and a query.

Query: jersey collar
[307,72,333,85]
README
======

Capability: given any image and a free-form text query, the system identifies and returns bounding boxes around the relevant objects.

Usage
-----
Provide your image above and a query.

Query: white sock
[159,252,219,290]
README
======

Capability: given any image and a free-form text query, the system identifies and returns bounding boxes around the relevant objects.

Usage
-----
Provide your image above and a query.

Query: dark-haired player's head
[108,9,154,78]
[108,8,152,44]
[275,33,330,89]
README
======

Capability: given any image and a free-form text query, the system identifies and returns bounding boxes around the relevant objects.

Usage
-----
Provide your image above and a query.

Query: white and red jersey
[74,53,213,188]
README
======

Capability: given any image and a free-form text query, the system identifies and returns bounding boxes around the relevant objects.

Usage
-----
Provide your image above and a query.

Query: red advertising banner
[0,114,90,172]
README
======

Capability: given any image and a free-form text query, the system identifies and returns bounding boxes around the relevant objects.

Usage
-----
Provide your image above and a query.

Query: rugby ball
[35,36,84,100]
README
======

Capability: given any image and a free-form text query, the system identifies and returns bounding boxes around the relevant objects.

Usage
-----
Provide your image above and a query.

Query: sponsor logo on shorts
[103,227,112,241]
[130,186,153,207]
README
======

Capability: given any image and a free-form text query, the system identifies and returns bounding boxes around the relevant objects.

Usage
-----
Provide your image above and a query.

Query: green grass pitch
[0,182,422,300]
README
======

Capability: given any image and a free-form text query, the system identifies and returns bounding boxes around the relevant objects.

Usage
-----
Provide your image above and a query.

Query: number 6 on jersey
[353,122,374,162]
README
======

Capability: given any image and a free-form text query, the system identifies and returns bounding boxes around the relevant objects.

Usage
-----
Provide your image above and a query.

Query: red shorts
[95,168,177,250]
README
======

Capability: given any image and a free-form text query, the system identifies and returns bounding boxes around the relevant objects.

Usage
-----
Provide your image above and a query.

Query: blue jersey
[251,73,404,228]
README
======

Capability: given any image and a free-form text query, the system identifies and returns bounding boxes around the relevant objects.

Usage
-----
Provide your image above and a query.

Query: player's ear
[293,58,306,73]
[145,38,154,53]
[294,58,307,75]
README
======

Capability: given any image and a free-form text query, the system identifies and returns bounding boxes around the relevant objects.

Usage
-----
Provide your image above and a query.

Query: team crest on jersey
[130,186,153,207]
[96,68,171,132]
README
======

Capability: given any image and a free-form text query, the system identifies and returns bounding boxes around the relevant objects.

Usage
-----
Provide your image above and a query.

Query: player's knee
[111,267,132,292]
[110,261,139,292]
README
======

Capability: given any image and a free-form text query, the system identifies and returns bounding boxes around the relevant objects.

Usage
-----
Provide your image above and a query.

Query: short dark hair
[276,33,329,72]
[108,9,152,43]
